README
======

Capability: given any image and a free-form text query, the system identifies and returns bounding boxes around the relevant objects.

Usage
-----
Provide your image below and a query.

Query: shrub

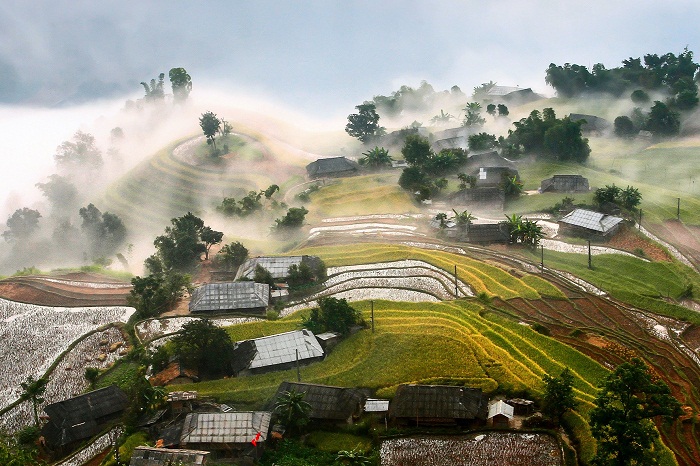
[531,323,551,336]
[266,309,280,321]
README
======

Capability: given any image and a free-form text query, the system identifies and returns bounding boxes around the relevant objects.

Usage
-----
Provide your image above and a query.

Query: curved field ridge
[296,243,544,300]
[327,260,475,297]
[0,298,134,411]
[380,433,562,466]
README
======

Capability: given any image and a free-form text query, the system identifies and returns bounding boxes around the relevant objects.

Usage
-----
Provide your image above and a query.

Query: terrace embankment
[493,278,700,466]
[0,273,131,306]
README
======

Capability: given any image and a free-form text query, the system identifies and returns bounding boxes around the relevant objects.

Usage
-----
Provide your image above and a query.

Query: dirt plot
[648,220,700,267]
[607,225,672,261]
[380,433,562,466]
[0,273,131,307]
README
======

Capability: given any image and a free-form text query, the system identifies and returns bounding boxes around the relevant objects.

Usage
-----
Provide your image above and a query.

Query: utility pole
[371,300,374,333]
[588,240,592,269]
[296,349,300,382]
[638,208,642,230]
[677,198,681,221]
[454,265,458,297]
[540,245,544,272]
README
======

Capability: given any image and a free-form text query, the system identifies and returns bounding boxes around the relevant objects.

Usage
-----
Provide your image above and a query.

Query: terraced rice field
[102,132,304,233]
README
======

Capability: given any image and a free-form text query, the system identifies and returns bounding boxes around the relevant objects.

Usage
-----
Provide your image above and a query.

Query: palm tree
[452,209,475,238]
[358,146,393,170]
[521,218,545,247]
[501,175,524,199]
[20,376,48,428]
[504,214,524,243]
[274,389,312,434]
[429,109,455,125]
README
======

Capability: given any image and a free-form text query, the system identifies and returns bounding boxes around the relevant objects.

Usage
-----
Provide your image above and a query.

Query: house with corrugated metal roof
[488,400,515,427]
[42,385,129,451]
[558,208,623,239]
[231,329,325,376]
[189,281,269,315]
[389,384,488,427]
[540,174,590,193]
[270,382,367,425]
[306,156,361,178]
[129,446,209,466]
[235,255,323,282]
[179,411,272,458]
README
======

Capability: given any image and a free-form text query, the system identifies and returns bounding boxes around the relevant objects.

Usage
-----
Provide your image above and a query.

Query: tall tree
[128,272,191,318]
[200,226,223,260]
[645,101,680,137]
[151,212,212,271]
[36,174,78,213]
[172,319,234,379]
[199,111,221,150]
[141,73,165,101]
[169,67,192,102]
[79,204,127,257]
[2,208,41,242]
[542,368,577,426]
[19,376,48,428]
[54,131,103,170]
[345,103,384,143]
[590,358,681,466]
[216,241,249,271]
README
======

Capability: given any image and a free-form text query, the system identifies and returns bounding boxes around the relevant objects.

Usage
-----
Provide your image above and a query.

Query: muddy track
[0,274,131,307]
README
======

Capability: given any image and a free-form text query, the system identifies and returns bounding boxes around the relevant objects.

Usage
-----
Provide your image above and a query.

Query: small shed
[231,329,325,376]
[189,282,269,315]
[463,223,510,244]
[488,400,515,427]
[507,398,535,416]
[42,385,129,450]
[179,411,272,457]
[389,384,488,427]
[540,175,590,193]
[315,331,341,351]
[129,446,209,466]
[270,382,367,425]
[364,398,390,414]
[306,156,360,178]
[168,391,198,415]
[558,208,623,239]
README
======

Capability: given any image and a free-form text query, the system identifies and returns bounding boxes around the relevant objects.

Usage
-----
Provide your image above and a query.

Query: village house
[389,384,489,427]
[463,151,517,172]
[179,411,272,458]
[450,187,505,211]
[462,222,510,244]
[270,382,367,425]
[149,362,199,386]
[471,166,520,188]
[306,156,361,178]
[569,113,611,135]
[540,174,590,193]
[42,385,129,452]
[235,255,322,281]
[129,446,209,466]
[188,281,269,316]
[558,208,624,239]
[231,329,325,376]
[487,400,515,428]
